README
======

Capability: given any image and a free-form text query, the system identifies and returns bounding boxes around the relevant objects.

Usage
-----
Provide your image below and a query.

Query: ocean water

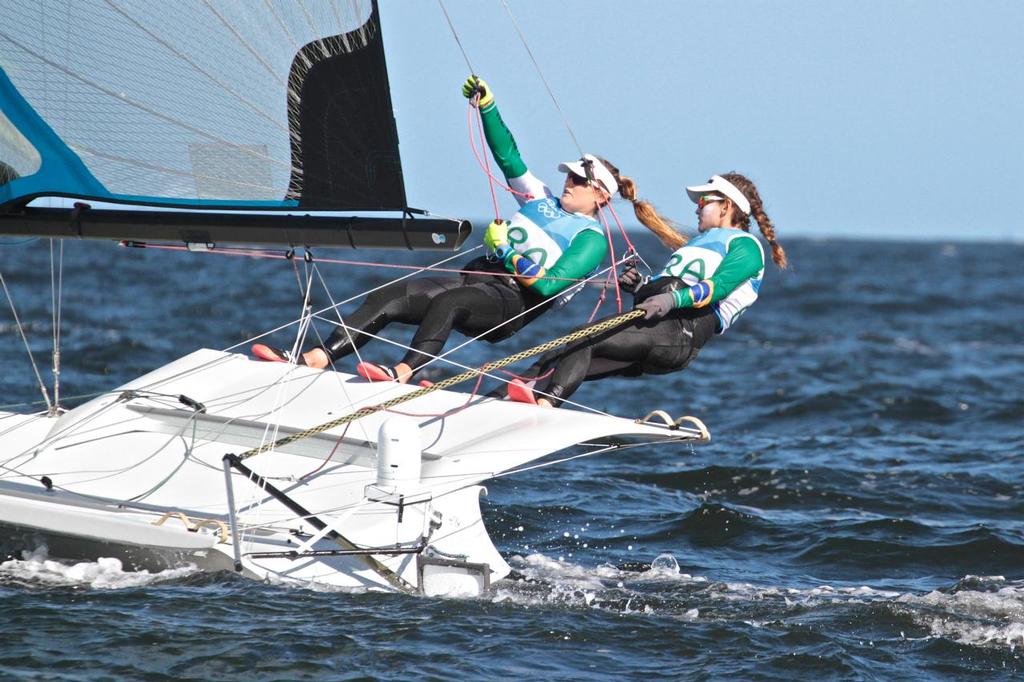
[1,232,1022,680]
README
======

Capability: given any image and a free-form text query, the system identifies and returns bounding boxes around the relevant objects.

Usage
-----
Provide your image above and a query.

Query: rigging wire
[498,0,584,158]
[0,391,105,411]
[238,275,649,464]
[49,238,64,411]
[221,247,479,354]
[314,254,635,416]
[437,0,508,219]
[309,263,378,426]
[436,0,475,75]
[290,250,316,361]
[0,270,53,413]
[445,0,635,309]
[124,242,594,284]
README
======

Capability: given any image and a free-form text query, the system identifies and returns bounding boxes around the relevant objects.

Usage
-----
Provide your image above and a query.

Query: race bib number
[508,224,553,267]
[660,248,719,285]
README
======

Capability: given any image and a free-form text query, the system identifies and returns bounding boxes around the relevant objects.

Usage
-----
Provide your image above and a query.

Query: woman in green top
[507,172,787,407]
[254,76,680,383]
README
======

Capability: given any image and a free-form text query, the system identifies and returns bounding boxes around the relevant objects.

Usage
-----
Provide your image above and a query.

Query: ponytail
[721,172,787,269]
[598,156,686,250]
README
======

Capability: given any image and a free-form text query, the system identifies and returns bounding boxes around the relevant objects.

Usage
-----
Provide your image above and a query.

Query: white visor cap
[558,154,618,198]
[685,175,751,215]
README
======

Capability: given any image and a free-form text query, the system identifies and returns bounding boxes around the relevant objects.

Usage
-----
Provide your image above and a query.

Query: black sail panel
[287,2,406,210]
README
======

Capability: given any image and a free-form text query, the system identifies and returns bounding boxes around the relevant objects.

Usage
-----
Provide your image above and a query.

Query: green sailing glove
[461,75,494,108]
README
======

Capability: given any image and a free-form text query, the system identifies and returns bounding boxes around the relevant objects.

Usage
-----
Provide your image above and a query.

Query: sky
[380,0,1023,242]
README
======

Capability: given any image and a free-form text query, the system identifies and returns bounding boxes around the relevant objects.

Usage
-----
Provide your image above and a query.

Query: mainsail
[0,0,469,249]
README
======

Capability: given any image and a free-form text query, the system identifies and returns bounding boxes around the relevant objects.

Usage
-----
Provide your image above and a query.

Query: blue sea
[1,231,1022,680]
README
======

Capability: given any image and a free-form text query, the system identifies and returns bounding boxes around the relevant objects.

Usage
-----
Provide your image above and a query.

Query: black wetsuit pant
[319,257,546,371]
[519,308,718,406]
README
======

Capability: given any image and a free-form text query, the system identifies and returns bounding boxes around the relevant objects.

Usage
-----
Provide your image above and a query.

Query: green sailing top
[654,227,766,332]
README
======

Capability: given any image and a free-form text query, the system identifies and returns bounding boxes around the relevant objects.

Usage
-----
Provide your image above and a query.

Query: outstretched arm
[464,76,547,205]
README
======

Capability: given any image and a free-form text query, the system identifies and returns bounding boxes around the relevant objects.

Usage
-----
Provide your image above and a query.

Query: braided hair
[721,172,787,269]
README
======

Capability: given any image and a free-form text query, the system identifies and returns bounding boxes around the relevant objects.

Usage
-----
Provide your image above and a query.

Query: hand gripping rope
[234,308,646,461]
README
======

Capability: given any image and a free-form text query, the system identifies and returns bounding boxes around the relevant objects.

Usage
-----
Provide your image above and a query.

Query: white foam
[897,577,1024,648]
[492,551,929,621]
[0,546,197,589]
[270,559,1024,649]
[490,553,711,615]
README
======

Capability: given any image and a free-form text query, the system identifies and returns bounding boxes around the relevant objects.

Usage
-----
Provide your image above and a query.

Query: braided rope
[238,309,645,460]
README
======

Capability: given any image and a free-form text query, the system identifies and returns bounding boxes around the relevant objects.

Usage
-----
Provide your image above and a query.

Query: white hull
[0,349,706,595]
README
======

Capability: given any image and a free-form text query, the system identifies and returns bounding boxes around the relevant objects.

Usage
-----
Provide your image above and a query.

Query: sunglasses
[696,194,725,210]
[566,172,591,187]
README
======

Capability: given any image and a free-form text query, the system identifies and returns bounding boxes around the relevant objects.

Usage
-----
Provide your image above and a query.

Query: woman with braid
[506,172,787,407]
[253,75,680,383]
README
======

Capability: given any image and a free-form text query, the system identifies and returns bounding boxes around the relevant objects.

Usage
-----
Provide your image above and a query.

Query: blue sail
[0,0,469,249]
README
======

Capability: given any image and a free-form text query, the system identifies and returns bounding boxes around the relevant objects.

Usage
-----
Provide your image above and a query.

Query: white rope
[304,255,637,418]
[221,246,479,353]
[0,270,53,412]
[416,256,632,376]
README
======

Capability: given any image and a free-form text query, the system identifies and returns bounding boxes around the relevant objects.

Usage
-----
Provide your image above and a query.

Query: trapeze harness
[316,99,607,372]
[523,228,766,405]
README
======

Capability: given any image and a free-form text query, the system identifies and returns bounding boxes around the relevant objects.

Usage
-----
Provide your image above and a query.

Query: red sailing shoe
[252,344,305,365]
[506,379,537,405]
[356,361,399,382]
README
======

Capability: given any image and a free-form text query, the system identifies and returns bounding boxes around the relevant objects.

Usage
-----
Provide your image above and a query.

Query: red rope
[300,422,351,479]
[466,102,533,203]
[595,204,622,313]
[469,102,503,219]
[586,272,611,323]
[605,201,637,254]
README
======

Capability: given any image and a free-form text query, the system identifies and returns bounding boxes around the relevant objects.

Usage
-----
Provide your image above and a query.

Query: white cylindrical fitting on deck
[376,416,423,488]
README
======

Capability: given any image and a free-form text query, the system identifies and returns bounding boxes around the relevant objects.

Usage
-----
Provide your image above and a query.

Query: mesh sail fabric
[0,0,406,210]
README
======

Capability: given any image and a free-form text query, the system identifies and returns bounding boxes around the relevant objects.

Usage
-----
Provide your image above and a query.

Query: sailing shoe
[356,361,399,382]
[252,344,305,365]
[507,379,537,405]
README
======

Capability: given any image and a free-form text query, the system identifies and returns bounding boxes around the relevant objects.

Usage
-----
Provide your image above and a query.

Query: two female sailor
[254,76,678,383]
